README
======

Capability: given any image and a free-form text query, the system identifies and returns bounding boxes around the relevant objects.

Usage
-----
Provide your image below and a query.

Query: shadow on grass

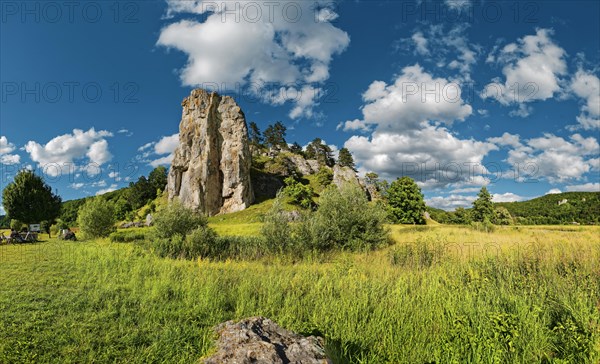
[324,338,368,364]
[298,328,370,363]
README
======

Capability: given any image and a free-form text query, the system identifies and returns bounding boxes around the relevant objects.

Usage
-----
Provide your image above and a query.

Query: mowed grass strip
[0,226,599,363]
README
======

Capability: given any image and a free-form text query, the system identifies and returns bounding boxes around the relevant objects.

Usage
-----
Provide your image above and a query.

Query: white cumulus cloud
[492,192,525,203]
[24,128,113,176]
[0,136,21,165]
[96,184,119,196]
[482,28,567,116]
[138,133,179,167]
[498,133,599,183]
[426,194,476,210]
[343,65,496,188]
[157,0,350,119]
[569,69,600,130]
[565,182,600,192]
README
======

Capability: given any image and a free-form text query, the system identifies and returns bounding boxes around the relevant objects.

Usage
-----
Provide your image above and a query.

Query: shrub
[316,167,333,187]
[215,235,270,260]
[56,219,69,229]
[10,219,24,231]
[77,198,116,238]
[470,219,496,233]
[261,193,293,253]
[296,184,389,251]
[180,226,218,259]
[495,207,514,225]
[283,177,314,209]
[109,230,149,243]
[153,200,207,239]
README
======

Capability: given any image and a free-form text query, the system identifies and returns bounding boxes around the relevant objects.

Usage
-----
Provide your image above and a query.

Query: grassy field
[0,225,599,363]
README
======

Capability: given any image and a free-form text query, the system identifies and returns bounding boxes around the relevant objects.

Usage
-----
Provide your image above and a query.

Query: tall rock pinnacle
[167,89,254,216]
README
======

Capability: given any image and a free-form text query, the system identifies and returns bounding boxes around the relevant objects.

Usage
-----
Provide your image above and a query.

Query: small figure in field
[9,229,24,243]
[61,228,77,241]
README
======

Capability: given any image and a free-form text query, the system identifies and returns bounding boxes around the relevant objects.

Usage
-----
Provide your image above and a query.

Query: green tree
[2,170,62,226]
[77,198,116,238]
[305,138,335,166]
[148,166,168,194]
[452,207,472,224]
[337,147,355,169]
[316,167,333,187]
[365,172,379,186]
[127,176,154,209]
[248,121,263,147]
[261,192,292,252]
[283,177,314,209]
[495,206,513,225]
[114,197,132,221]
[387,176,426,224]
[263,121,287,149]
[289,142,303,155]
[10,219,24,231]
[472,187,496,223]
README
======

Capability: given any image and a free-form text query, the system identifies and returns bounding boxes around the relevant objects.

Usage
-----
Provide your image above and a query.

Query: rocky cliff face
[167,89,253,216]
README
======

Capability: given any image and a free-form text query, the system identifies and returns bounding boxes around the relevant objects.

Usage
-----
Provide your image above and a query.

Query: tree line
[1,166,168,231]
[249,121,355,169]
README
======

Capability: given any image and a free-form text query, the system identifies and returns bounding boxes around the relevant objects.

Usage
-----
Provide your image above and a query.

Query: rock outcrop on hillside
[203,317,331,364]
[167,89,254,216]
[332,165,360,188]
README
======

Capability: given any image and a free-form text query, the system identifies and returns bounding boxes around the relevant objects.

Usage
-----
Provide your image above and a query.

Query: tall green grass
[0,226,599,363]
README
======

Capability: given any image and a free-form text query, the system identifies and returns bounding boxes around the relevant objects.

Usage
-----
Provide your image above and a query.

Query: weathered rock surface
[203,317,331,364]
[306,159,321,174]
[167,89,254,216]
[288,154,316,175]
[332,165,361,188]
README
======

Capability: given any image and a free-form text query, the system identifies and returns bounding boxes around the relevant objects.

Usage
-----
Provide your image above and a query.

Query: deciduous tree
[387,176,426,224]
[2,170,62,226]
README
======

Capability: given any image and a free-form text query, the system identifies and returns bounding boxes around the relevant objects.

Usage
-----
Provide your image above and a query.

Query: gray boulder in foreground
[203,317,331,364]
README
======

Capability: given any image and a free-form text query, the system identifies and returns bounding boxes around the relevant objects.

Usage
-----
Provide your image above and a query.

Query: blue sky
[1,0,599,212]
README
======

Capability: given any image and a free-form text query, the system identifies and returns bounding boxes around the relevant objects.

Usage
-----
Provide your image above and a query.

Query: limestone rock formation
[332,165,361,188]
[203,317,331,364]
[288,154,316,175]
[167,89,253,216]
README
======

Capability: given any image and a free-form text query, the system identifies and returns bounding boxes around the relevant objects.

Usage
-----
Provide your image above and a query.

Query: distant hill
[496,192,600,225]
[425,192,600,225]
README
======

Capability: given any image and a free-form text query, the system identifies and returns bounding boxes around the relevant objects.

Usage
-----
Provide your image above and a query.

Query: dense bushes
[264,184,390,254]
[10,219,24,231]
[109,229,149,243]
[261,194,293,252]
[77,198,116,238]
[298,184,389,251]
[149,185,389,261]
[153,200,207,239]
[154,227,218,259]
[150,200,222,260]
[282,177,314,209]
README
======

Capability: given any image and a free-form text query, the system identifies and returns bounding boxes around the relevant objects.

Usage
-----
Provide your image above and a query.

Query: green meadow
[1,225,598,363]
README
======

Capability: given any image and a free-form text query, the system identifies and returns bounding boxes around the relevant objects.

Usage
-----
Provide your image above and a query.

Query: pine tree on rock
[264,121,287,149]
[305,138,335,167]
[248,121,263,147]
[337,148,355,169]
